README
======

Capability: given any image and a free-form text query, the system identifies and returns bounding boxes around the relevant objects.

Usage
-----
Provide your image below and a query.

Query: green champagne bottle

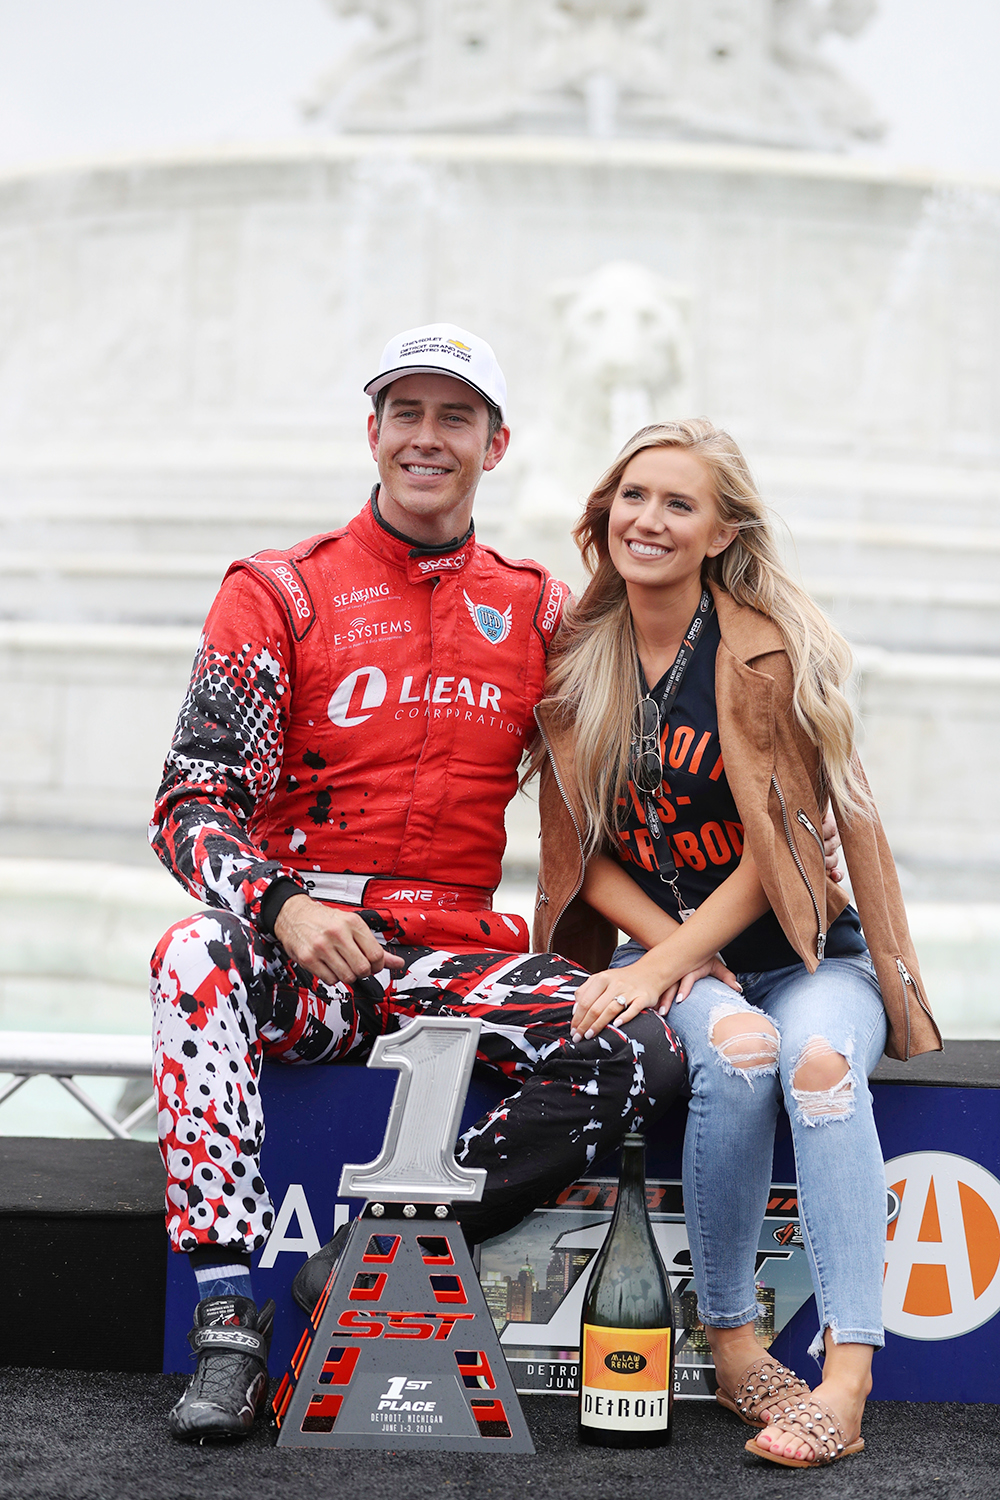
[578,1132,675,1448]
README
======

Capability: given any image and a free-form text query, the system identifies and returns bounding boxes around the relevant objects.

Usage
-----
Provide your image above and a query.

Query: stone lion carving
[552,259,691,440]
[511,261,692,577]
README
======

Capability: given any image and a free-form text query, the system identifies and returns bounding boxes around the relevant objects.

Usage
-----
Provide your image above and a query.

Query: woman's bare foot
[754,1335,873,1463]
[706,1324,792,1427]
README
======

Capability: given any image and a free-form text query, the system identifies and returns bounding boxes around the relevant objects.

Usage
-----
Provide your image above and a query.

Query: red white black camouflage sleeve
[148,572,307,926]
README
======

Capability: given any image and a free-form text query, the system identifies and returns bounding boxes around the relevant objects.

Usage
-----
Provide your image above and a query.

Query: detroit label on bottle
[580,1324,672,1434]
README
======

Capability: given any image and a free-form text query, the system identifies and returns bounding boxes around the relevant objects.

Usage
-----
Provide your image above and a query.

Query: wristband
[259,878,307,937]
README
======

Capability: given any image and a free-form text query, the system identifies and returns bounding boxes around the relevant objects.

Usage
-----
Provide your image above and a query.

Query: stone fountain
[0,1,998,1080]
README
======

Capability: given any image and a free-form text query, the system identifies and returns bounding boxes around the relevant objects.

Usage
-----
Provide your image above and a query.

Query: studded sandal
[715,1354,810,1429]
[744,1394,865,1467]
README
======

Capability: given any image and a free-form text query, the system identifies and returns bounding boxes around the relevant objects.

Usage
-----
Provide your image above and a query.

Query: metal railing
[0,1031,154,1140]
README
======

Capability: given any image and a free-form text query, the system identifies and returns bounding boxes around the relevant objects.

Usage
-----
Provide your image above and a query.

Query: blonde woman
[532,420,940,1468]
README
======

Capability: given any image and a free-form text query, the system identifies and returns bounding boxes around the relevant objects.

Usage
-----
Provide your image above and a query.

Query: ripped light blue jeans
[611,943,888,1357]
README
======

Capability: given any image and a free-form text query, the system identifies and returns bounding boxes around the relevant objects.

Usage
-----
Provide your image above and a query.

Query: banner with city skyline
[480,1176,814,1399]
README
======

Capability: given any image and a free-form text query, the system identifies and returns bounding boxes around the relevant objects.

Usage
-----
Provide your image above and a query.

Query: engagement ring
[612,995,629,1008]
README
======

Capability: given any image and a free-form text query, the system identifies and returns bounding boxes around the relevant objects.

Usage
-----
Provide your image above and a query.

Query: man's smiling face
[367,372,509,546]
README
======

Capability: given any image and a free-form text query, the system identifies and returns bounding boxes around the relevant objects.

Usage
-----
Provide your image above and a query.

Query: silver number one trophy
[274,1016,535,1452]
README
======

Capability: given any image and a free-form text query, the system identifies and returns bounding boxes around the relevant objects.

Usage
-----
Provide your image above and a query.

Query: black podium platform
[0,1137,166,1371]
[871,1039,998,1088]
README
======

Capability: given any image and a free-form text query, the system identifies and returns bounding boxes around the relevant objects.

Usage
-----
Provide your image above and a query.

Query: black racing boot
[168,1295,275,1442]
[291,1222,351,1314]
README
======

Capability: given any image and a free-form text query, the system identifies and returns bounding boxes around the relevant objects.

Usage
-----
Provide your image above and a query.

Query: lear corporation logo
[464,591,512,645]
[328,666,387,727]
[883,1152,1000,1341]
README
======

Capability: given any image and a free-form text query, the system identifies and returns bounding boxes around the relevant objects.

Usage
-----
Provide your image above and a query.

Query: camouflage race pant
[151,908,686,1253]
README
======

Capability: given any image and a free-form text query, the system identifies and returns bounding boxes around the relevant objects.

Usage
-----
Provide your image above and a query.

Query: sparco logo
[540,579,563,635]
[268,564,311,621]
[417,553,467,574]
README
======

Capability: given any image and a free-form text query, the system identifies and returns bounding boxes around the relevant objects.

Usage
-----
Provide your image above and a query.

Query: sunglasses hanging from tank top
[627,589,714,924]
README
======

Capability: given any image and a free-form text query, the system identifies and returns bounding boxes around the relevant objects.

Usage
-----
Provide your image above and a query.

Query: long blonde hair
[540,419,871,855]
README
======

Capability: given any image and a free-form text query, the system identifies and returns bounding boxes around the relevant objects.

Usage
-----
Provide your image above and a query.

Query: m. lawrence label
[580,1325,671,1432]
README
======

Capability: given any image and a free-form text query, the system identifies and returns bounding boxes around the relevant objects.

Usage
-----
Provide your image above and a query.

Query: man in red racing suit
[150,323,687,1441]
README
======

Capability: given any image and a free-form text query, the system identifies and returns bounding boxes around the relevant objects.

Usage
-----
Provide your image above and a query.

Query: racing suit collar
[370,484,474,556]
[358,485,476,583]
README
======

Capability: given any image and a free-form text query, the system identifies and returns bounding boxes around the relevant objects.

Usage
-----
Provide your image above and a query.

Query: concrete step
[0,621,198,830]
[853,645,1000,882]
[0,499,351,559]
[786,518,1000,587]
[1,450,996,564]
[0,861,995,1087]
[0,552,230,627]
[759,453,1000,533]
[809,574,1000,654]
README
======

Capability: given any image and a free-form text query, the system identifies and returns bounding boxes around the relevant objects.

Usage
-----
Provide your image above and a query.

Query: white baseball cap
[365,322,507,420]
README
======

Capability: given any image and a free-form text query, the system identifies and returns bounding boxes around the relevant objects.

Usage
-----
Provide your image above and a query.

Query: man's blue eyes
[397,411,464,422]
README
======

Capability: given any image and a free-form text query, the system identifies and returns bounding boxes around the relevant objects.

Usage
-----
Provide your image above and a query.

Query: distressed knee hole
[709,1007,780,1079]
[791,1036,854,1123]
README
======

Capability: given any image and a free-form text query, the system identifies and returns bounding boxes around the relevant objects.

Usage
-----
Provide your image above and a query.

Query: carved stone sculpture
[769,0,885,145]
[303,2,423,124]
[305,0,883,150]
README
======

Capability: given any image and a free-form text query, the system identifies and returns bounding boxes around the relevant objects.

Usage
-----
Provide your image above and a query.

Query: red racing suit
[149,496,688,1254]
[150,495,569,952]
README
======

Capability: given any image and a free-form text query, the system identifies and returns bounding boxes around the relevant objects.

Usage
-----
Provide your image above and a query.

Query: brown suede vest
[532,585,941,1062]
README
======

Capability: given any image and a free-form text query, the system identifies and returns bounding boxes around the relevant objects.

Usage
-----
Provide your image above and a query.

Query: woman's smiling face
[607,446,736,594]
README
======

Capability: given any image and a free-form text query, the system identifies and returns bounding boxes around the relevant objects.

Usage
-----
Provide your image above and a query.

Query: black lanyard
[634,589,714,914]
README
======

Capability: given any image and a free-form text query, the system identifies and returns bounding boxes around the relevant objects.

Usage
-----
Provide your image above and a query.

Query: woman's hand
[571,952,743,1041]
[571,964,664,1041]
[823,807,843,883]
[673,954,743,1005]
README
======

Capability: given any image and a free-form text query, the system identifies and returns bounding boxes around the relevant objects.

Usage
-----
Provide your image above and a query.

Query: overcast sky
[0,0,997,178]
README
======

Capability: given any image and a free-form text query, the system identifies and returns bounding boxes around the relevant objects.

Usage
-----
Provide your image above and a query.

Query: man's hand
[822,808,843,883]
[273,894,405,987]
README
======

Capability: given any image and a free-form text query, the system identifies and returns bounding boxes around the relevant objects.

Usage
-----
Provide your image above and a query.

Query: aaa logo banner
[883,1151,1000,1341]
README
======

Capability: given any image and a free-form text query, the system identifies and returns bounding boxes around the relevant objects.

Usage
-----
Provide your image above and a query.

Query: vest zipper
[896,951,939,1033]
[796,808,823,851]
[771,773,824,960]
[896,957,913,1058]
